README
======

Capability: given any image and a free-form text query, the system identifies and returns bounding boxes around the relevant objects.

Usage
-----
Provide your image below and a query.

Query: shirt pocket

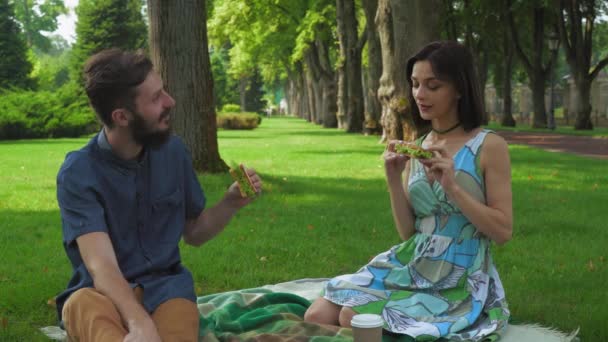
[150,187,184,243]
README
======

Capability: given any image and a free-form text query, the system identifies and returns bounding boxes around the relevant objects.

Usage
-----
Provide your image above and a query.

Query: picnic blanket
[41,278,579,341]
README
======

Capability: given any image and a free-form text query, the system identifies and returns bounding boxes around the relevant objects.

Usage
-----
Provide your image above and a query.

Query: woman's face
[411,60,460,122]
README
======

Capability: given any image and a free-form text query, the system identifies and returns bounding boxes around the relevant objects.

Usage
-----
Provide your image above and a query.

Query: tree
[376,0,443,142]
[70,0,147,82]
[362,0,382,135]
[0,0,33,89]
[505,0,558,128]
[557,0,608,129]
[336,0,365,132]
[148,0,226,172]
[12,0,67,52]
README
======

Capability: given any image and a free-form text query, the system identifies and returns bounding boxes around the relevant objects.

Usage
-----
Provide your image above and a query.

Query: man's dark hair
[406,41,485,132]
[83,49,153,127]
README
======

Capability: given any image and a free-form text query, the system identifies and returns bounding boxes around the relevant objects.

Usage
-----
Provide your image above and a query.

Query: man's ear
[111,108,130,127]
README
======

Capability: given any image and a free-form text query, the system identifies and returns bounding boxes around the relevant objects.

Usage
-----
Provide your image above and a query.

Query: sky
[53,0,78,44]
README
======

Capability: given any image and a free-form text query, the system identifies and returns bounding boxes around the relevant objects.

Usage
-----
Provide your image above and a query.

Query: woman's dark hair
[406,41,485,131]
[83,49,153,127]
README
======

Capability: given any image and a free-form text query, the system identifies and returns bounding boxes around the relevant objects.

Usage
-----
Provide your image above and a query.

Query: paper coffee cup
[351,313,384,342]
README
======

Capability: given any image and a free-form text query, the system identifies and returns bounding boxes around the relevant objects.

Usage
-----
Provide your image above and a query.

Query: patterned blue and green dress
[323,130,510,341]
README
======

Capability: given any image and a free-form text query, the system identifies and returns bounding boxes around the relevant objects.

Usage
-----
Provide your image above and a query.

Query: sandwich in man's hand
[229,163,257,198]
[394,142,433,159]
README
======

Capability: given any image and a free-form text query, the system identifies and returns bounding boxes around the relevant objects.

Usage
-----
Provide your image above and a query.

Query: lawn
[0,117,606,340]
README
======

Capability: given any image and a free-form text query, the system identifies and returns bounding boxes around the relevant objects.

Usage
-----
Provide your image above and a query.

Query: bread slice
[394,142,433,159]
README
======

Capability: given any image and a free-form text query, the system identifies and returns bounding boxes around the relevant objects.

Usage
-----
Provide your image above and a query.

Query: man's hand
[123,318,162,342]
[226,166,262,208]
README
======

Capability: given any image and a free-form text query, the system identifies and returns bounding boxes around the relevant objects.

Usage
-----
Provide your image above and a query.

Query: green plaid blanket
[197,288,354,341]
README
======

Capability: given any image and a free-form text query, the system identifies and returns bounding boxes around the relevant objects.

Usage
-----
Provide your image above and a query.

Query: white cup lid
[351,314,384,328]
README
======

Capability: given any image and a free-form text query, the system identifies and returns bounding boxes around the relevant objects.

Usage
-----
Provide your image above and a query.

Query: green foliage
[221,103,241,112]
[211,47,240,110]
[70,0,147,82]
[12,0,68,52]
[245,69,266,113]
[31,48,71,90]
[0,82,98,139]
[217,112,261,130]
[0,0,34,89]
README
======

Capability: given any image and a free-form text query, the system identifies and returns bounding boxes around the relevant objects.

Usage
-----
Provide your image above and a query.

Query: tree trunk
[239,77,247,112]
[336,0,364,133]
[304,62,317,123]
[316,39,338,128]
[147,0,226,172]
[362,0,382,135]
[556,0,607,130]
[506,2,551,128]
[377,0,441,142]
[571,74,593,129]
[530,71,547,128]
[501,33,516,127]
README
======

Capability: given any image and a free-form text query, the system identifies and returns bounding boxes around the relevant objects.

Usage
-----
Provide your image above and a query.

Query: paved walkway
[496,130,608,160]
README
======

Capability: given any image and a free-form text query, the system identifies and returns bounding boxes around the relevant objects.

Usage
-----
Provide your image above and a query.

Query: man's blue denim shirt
[55,130,206,321]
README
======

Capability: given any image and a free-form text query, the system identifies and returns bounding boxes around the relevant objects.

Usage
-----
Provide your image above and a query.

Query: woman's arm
[425,134,513,244]
[384,141,417,240]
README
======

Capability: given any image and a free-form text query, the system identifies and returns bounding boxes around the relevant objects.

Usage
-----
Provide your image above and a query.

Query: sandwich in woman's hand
[229,163,257,198]
[394,142,433,159]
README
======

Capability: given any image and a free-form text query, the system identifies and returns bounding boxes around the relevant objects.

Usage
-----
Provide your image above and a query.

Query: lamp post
[547,34,559,130]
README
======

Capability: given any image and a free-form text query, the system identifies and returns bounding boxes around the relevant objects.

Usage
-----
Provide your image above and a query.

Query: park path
[496,130,608,160]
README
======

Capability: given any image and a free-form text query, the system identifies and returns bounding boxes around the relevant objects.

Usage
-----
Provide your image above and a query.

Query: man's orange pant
[62,287,199,341]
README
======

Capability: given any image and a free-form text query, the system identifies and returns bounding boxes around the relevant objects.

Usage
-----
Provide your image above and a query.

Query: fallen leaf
[527,175,533,180]
[42,266,48,273]
[307,224,315,230]
[1,316,7,329]
[47,297,56,307]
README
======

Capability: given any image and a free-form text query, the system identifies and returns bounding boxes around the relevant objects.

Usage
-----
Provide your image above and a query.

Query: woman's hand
[384,140,410,180]
[420,146,459,195]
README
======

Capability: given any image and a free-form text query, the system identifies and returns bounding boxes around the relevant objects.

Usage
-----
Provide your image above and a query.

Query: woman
[304,41,513,341]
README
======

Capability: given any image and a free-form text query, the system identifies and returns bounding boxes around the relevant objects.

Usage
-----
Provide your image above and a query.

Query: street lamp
[547,33,559,130]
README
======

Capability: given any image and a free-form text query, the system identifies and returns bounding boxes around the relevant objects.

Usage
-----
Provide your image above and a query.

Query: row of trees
[208,0,608,135]
[1,0,608,172]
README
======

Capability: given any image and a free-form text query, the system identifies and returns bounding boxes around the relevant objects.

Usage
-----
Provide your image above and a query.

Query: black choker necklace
[432,122,461,134]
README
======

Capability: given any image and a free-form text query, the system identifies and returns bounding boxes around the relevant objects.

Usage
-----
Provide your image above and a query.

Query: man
[56,49,262,341]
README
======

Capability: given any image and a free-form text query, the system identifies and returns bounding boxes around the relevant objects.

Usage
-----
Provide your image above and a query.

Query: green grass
[1,117,607,340]
[485,121,608,138]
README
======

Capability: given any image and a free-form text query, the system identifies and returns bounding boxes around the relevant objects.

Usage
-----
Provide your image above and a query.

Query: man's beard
[128,109,172,149]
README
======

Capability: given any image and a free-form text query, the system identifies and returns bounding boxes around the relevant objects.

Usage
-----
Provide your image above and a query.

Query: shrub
[0,83,98,140]
[221,104,241,113]
[217,112,260,130]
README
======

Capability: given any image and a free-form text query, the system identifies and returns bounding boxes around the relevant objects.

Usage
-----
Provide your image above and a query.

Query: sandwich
[229,163,257,198]
[394,142,433,159]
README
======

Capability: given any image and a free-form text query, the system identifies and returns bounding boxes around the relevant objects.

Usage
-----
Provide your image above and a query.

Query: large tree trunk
[336,0,364,133]
[501,31,516,127]
[362,0,382,135]
[147,0,226,172]
[377,0,442,142]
